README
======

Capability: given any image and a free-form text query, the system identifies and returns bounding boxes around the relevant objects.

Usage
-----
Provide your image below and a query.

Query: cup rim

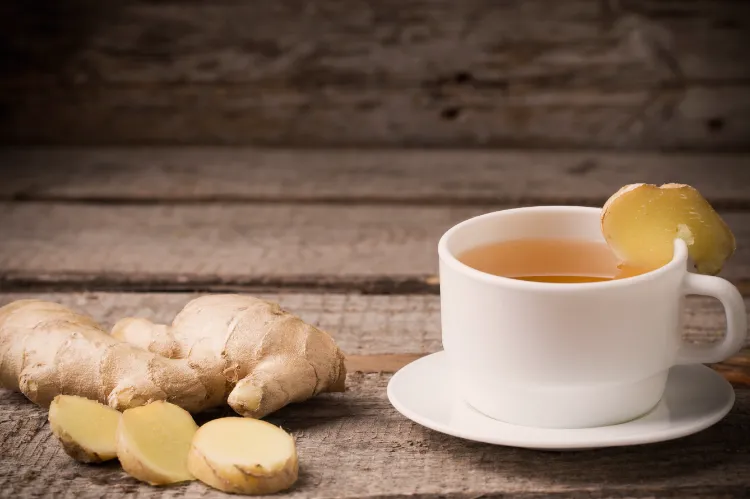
[437,205,688,291]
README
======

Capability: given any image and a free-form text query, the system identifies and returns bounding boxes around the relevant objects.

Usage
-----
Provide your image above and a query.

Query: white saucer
[387,351,735,450]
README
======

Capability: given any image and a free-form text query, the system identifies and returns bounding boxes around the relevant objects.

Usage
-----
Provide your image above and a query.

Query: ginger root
[601,183,736,275]
[117,401,197,485]
[48,395,121,463]
[188,418,298,495]
[0,295,346,418]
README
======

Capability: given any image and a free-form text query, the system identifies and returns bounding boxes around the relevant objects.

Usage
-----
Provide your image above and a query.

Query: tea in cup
[438,206,746,428]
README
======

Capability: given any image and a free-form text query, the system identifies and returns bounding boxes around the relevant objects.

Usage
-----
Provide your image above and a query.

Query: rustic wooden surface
[0,298,749,498]
[0,150,749,498]
[2,1,749,148]
[2,149,749,293]
[3,380,749,499]
[2,149,749,207]
[1,203,748,292]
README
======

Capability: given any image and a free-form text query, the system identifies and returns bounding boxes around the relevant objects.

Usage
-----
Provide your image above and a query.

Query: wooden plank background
[1,203,749,290]
[1,149,749,206]
[1,150,749,293]
[1,0,749,148]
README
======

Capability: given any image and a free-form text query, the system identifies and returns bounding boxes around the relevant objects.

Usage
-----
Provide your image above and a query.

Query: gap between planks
[1,273,749,296]
[0,272,443,295]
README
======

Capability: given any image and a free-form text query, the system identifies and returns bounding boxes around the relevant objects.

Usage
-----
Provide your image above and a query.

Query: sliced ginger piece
[187,417,298,495]
[48,395,121,463]
[601,183,736,275]
[117,401,198,486]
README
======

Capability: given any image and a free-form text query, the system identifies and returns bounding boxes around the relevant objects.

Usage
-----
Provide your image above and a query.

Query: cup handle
[676,273,747,365]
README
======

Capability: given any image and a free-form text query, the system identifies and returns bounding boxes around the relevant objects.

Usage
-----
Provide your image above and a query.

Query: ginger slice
[187,417,298,495]
[601,183,736,275]
[48,395,121,463]
[117,401,198,485]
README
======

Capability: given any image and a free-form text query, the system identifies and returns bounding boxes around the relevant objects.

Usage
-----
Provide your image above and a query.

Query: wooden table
[1,150,749,498]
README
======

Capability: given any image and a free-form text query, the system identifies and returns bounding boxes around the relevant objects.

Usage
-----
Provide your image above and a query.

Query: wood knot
[440,107,461,121]
[706,118,725,133]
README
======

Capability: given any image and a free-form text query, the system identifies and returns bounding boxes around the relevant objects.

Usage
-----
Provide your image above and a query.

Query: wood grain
[4,83,750,149]
[6,0,748,85]
[2,148,749,207]
[1,204,749,288]
[2,1,749,147]
[1,376,749,498]
[0,292,746,357]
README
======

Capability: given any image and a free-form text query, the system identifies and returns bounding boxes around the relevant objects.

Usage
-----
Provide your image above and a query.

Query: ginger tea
[457,238,649,283]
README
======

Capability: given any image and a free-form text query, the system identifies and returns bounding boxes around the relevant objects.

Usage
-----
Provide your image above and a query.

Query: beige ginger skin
[0,295,346,418]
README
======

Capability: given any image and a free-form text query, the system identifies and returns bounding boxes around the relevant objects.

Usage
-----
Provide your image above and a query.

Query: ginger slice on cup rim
[601,183,736,276]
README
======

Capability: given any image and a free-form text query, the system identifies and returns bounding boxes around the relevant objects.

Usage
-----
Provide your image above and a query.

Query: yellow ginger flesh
[48,395,121,463]
[601,183,736,275]
[188,417,298,495]
[117,401,197,485]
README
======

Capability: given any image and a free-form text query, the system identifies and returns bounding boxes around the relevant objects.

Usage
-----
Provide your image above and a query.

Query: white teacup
[438,206,747,429]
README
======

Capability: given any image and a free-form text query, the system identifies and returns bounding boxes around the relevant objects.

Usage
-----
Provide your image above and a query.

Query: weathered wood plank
[2,148,749,207]
[6,0,748,85]
[4,84,749,149]
[1,1,749,148]
[0,292,746,358]
[1,204,749,286]
[712,352,750,388]
[1,376,749,498]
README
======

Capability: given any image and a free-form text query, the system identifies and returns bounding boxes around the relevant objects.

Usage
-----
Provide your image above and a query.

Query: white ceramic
[438,207,746,428]
[387,351,735,450]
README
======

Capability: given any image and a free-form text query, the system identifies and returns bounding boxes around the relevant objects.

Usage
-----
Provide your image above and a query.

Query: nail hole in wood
[440,107,461,120]
[706,118,724,133]
[454,72,472,84]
